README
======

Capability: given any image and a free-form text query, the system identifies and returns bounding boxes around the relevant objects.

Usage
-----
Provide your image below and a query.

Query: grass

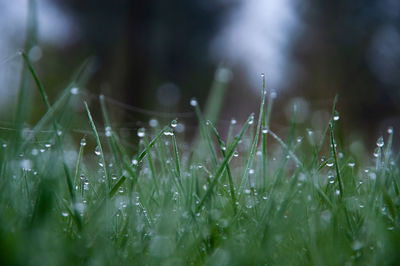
[0,53,400,265]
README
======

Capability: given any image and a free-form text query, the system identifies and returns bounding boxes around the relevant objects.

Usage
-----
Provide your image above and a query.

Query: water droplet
[326,161,334,167]
[163,129,174,136]
[249,169,255,174]
[190,98,198,107]
[249,115,254,125]
[307,129,313,136]
[56,130,63,136]
[132,159,138,165]
[45,143,51,148]
[373,147,380,157]
[231,118,237,125]
[171,120,178,128]
[104,126,112,137]
[261,73,265,78]
[2,143,7,148]
[94,146,101,156]
[61,212,69,217]
[333,110,340,121]
[149,119,158,127]
[270,91,277,99]
[296,137,302,143]
[244,189,251,195]
[262,127,269,134]
[31,148,39,156]
[20,159,32,170]
[348,161,355,168]
[137,128,145,138]
[335,190,340,196]
[70,87,79,95]
[233,151,239,157]
[80,138,86,146]
[112,175,117,180]
[376,136,384,148]
[221,145,226,151]
[98,162,104,167]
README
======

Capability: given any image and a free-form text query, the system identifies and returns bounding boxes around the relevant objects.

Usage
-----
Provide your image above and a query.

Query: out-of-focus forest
[0,0,399,149]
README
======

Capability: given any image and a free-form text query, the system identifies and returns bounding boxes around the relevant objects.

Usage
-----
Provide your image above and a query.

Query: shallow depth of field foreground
[0,54,399,265]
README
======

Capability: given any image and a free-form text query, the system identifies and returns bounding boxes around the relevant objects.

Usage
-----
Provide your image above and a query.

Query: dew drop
[57,130,63,136]
[163,129,174,136]
[249,169,255,174]
[373,147,380,157]
[2,143,7,148]
[45,143,51,148]
[94,146,101,156]
[132,159,138,165]
[61,212,69,217]
[387,127,393,134]
[249,114,255,125]
[70,87,79,95]
[137,128,146,138]
[261,127,269,134]
[149,119,158,127]
[376,136,384,148]
[233,151,239,157]
[190,98,198,107]
[80,138,87,146]
[31,148,39,156]
[231,118,237,125]
[348,161,355,168]
[105,126,112,137]
[171,120,178,128]
[326,161,334,167]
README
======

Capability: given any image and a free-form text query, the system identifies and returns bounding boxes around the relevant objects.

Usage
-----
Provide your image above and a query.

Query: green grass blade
[207,120,237,213]
[84,102,109,191]
[238,76,267,197]
[196,114,253,213]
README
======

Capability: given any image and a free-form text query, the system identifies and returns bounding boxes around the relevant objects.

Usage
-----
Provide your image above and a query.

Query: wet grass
[0,53,400,266]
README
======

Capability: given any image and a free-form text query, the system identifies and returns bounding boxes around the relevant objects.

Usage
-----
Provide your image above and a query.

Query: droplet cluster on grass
[1,54,399,265]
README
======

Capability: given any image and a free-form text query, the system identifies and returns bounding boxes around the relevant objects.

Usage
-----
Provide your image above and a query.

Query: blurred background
[0,0,399,149]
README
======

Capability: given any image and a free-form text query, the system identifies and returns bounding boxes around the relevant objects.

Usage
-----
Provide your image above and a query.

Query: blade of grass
[22,51,81,229]
[207,120,237,214]
[196,113,253,213]
[13,0,38,154]
[100,95,123,174]
[238,77,267,198]
[84,102,109,191]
